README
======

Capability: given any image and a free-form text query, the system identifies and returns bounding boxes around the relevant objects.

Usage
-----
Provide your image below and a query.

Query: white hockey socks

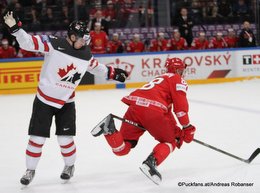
[57,136,76,166]
[26,135,46,170]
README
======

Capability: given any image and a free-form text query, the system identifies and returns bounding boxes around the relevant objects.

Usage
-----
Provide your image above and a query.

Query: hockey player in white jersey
[3,11,128,186]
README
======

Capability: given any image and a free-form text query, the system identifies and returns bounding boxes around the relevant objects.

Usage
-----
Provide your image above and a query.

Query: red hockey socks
[153,143,175,166]
[105,132,131,156]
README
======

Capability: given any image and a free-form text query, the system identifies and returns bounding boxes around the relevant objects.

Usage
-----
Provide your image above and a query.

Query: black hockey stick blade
[246,148,260,163]
[193,139,260,164]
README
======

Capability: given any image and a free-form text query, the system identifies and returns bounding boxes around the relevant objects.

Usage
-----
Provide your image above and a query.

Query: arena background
[0,1,260,192]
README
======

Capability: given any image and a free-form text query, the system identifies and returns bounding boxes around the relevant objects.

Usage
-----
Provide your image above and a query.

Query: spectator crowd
[0,0,258,59]
[171,0,254,25]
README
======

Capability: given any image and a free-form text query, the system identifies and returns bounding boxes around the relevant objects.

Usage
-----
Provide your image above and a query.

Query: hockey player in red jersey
[149,32,169,52]
[107,33,124,53]
[90,22,108,54]
[4,11,128,186]
[224,28,238,48]
[126,34,145,53]
[0,38,16,58]
[92,57,196,185]
[209,32,228,49]
[169,29,188,50]
[191,32,210,50]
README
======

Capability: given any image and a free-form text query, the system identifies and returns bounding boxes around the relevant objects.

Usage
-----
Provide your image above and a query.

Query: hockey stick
[111,114,145,130]
[193,139,260,164]
[110,114,260,164]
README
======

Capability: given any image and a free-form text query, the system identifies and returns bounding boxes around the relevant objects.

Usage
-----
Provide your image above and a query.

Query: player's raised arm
[4,11,51,53]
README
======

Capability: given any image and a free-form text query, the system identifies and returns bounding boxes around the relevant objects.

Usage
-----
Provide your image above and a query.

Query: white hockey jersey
[13,29,108,108]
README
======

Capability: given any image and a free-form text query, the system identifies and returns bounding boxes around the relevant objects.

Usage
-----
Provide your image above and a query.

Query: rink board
[0,48,260,94]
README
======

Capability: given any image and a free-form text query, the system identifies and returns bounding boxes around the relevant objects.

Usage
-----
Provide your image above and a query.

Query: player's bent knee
[113,148,130,156]
[125,139,138,148]
[166,142,176,153]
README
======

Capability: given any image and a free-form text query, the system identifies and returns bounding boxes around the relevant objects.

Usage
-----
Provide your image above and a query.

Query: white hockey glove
[3,11,22,33]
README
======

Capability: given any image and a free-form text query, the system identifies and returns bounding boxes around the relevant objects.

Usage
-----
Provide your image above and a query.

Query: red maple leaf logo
[58,63,76,78]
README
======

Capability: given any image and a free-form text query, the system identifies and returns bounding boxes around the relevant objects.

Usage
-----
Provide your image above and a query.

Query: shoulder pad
[40,35,50,43]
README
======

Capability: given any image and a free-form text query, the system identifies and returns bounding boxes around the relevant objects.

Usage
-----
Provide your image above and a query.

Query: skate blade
[139,164,161,185]
[61,179,71,184]
[91,115,109,136]
[21,185,29,190]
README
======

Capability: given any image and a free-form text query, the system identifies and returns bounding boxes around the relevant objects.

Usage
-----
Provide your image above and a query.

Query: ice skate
[60,165,75,180]
[20,169,35,185]
[91,114,117,137]
[139,153,162,185]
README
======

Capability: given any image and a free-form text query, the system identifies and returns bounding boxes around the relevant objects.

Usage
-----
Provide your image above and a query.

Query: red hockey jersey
[126,41,145,53]
[107,40,123,53]
[122,73,190,126]
[149,39,169,52]
[90,30,108,54]
[224,36,238,48]
[191,38,210,50]
[0,46,16,58]
[169,37,188,50]
[209,37,227,49]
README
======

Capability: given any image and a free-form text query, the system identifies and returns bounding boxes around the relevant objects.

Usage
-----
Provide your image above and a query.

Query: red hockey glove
[175,124,196,149]
[182,124,196,143]
[175,126,184,149]
[107,66,128,82]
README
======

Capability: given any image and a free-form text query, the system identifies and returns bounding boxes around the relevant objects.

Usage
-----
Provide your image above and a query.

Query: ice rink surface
[0,79,260,193]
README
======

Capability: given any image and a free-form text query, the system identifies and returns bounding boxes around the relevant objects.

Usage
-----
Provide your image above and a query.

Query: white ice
[0,79,260,193]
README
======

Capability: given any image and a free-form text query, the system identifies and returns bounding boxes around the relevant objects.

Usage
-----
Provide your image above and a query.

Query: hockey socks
[57,136,76,166]
[26,136,46,170]
[152,142,175,166]
[21,136,45,185]
[105,132,132,156]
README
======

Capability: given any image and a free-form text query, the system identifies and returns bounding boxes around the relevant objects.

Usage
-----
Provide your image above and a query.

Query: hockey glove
[107,66,128,82]
[175,124,196,149]
[3,11,22,33]
[182,124,196,143]
[175,126,184,149]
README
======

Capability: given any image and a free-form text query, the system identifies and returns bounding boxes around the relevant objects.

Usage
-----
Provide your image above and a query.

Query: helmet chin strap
[72,41,76,49]
[69,34,86,50]
[69,35,79,49]
[68,35,74,44]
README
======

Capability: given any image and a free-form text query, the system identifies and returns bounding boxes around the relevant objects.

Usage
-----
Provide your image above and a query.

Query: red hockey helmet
[165,57,187,75]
